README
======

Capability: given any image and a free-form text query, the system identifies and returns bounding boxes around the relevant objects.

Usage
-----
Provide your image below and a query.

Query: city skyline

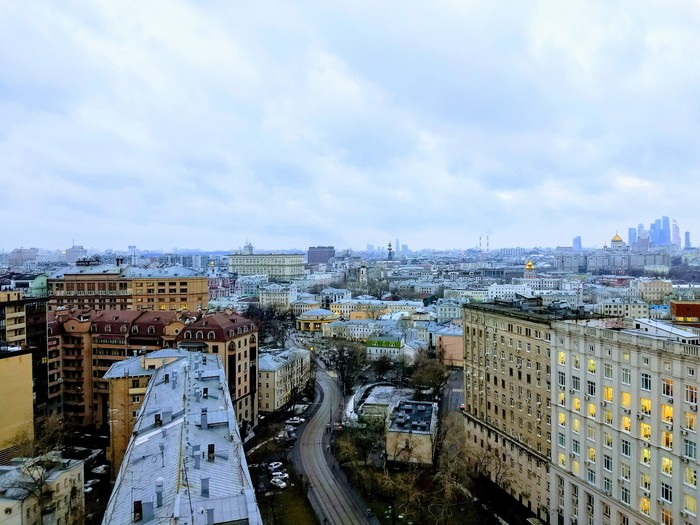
[2,2,700,251]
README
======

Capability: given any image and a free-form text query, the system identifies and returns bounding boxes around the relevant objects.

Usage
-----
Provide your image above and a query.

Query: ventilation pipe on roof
[155,478,164,507]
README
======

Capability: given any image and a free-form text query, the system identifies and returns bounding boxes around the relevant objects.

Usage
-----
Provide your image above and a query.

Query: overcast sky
[2,1,700,253]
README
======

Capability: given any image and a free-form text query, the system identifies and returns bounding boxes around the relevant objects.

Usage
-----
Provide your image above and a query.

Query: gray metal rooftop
[102,349,262,525]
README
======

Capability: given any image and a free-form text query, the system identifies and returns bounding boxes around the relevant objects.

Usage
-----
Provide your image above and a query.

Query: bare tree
[410,353,448,398]
[372,354,393,380]
[333,342,366,394]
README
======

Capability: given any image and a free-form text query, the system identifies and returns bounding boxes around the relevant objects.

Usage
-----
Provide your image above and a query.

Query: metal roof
[102,349,262,525]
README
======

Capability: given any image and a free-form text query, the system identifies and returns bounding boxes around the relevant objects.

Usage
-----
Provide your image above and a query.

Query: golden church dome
[525,261,535,270]
[611,233,623,242]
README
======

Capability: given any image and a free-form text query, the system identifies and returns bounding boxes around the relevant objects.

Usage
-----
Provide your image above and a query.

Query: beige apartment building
[47,263,208,312]
[258,348,311,413]
[0,348,34,459]
[228,253,305,279]
[462,300,557,523]
[635,278,673,305]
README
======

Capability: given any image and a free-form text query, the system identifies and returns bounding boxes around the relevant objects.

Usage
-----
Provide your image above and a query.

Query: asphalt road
[298,367,370,525]
[441,368,465,414]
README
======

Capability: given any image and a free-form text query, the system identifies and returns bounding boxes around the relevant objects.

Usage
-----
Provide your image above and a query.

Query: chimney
[194,454,201,470]
[201,477,210,497]
[201,411,208,430]
[195,388,201,403]
[155,478,164,507]
[191,444,200,457]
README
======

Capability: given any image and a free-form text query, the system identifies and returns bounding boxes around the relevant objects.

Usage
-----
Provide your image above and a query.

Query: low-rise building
[296,308,339,333]
[258,348,311,413]
[0,453,84,525]
[385,400,438,465]
[366,335,402,361]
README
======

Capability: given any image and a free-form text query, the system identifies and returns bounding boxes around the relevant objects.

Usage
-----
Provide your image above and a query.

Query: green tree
[372,354,393,381]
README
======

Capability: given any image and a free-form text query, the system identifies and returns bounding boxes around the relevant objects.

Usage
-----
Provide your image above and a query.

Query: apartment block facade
[47,263,208,312]
[258,348,311,413]
[464,299,700,525]
[462,301,555,523]
[228,253,305,279]
[551,320,700,525]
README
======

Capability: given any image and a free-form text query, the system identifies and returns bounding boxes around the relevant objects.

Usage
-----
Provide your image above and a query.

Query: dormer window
[196,331,204,340]
[90,324,97,333]
[131,326,138,334]
[148,326,155,335]
[105,325,111,333]
[207,331,215,340]
[184,331,191,339]
[120,325,127,334]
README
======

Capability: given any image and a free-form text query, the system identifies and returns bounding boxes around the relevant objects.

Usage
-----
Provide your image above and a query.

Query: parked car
[459,403,465,411]
[270,471,289,480]
[270,478,287,489]
[84,479,100,489]
[91,464,109,475]
[285,417,305,425]
[267,462,283,471]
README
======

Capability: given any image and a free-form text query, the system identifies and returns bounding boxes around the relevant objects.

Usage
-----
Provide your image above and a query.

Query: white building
[259,283,298,310]
[551,319,700,525]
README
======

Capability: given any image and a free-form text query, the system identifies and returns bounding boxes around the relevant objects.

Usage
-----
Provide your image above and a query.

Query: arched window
[105,325,111,333]
[207,332,216,340]
[148,326,156,335]
[184,331,192,339]
[90,324,97,333]
[196,331,204,340]
[131,326,138,334]
[120,325,127,334]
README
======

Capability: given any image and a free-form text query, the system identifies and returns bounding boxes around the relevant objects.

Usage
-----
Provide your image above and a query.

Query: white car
[285,417,305,425]
[270,471,289,480]
[267,462,283,471]
[84,479,100,489]
[270,478,287,489]
[91,465,109,475]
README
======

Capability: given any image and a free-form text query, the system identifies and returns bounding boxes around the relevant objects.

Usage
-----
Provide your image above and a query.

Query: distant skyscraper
[672,219,681,247]
[396,238,400,254]
[627,227,637,246]
[662,216,671,245]
[685,231,692,249]
[572,236,582,251]
[367,243,374,252]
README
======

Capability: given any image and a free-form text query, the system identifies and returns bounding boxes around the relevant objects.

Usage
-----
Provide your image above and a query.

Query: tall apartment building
[228,252,305,279]
[0,290,51,425]
[462,300,557,523]
[307,246,336,264]
[465,299,700,525]
[46,309,258,432]
[551,319,700,525]
[47,262,208,312]
[102,349,263,525]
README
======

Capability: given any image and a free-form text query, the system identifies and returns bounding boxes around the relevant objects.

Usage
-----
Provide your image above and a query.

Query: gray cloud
[1,0,699,252]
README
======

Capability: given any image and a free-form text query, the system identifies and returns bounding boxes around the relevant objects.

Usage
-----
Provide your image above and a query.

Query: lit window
[603,385,613,402]
[661,404,673,423]
[621,416,631,433]
[641,448,651,466]
[640,497,650,516]
[662,431,672,450]
[640,423,651,441]
[685,494,697,516]
[558,351,566,365]
[640,397,652,415]
[662,379,674,397]
[661,456,672,475]
[588,359,596,374]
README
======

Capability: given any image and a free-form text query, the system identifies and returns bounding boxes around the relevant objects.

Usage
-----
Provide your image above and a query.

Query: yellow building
[0,348,34,458]
[104,350,184,477]
[296,308,340,332]
[47,263,208,312]
[258,349,311,413]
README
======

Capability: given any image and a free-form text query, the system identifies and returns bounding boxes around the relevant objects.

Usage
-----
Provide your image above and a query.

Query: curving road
[299,367,370,525]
